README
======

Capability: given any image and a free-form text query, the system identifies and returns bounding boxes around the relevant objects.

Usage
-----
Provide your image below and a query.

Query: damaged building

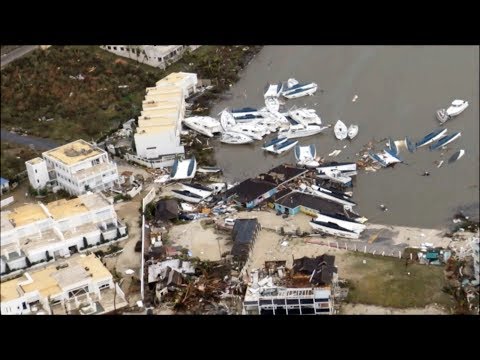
[231,219,261,263]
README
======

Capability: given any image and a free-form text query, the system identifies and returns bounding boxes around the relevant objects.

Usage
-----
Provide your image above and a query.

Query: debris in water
[328,150,342,157]
[343,145,347,149]
[380,204,388,212]
[448,149,465,164]
[436,160,444,168]
[422,171,430,176]
[352,94,359,102]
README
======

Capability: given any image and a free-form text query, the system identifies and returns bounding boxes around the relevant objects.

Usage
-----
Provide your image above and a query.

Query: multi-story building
[1,254,128,315]
[26,139,119,195]
[100,45,200,69]
[1,192,127,273]
[132,72,198,167]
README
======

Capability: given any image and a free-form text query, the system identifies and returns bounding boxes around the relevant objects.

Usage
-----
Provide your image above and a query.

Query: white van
[224,218,236,226]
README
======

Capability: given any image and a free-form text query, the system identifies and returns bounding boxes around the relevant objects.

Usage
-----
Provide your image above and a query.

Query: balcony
[72,163,117,182]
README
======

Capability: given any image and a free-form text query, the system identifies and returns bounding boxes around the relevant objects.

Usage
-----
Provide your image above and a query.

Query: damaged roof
[292,255,337,286]
[155,199,179,221]
[256,164,308,186]
[275,191,353,216]
[224,178,277,204]
[231,219,260,259]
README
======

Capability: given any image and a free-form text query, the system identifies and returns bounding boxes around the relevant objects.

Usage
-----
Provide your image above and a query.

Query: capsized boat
[170,157,197,180]
[294,144,319,168]
[387,137,398,156]
[220,110,236,131]
[264,82,284,98]
[282,81,318,99]
[278,124,329,139]
[220,132,253,145]
[347,124,359,139]
[334,120,348,140]
[313,214,366,233]
[262,136,288,151]
[303,185,357,207]
[309,219,361,239]
[197,166,222,174]
[289,108,322,125]
[368,150,401,167]
[181,182,213,198]
[265,97,280,113]
[448,149,465,164]
[415,128,448,148]
[171,189,204,203]
[429,132,461,151]
[405,136,416,153]
[265,139,298,155]
[437,99,469,123]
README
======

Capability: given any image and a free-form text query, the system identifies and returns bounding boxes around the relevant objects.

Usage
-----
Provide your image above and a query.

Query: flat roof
[225,178,277,204]
[46,193,109,220]
[156,72,196,86]
[7,203,48,228]
[257,165,308,186]
[0,254,112,302]
[1,211,15,232]
[275,191,347,215]
[44,140,103,166]
[135,126,175,135]
[27,157,44,165]
[141,108,180,118]
[138,118,176,128]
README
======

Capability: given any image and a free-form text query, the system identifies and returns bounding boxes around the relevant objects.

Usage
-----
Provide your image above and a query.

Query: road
[1,45,38,69]
[1,129,59,150]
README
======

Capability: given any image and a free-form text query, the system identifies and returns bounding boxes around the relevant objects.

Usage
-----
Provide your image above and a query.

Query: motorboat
[220,132,254,145]
[405,136,416,153]
[262,136,288,151]
[230,124,265,140]
[368,150,401,167]
[347,124,359,140]
[265,139,298,155]
[170,157,197,181]
[309,219,361,239]
[319,169,353,186]
[282,80,318,99]
[294,144,319,168]
[289,108,322,125]
[436,99,469,123]
[197,166,222,174]
[316,162,357,176]
[313,213,366,233]
[334,120,348,140]
[448,149,465,164]
[220,110,237,131]
[259,109,290,125]
[181,182,213,198]
[183,117,221,137]
[278,124,329,139]
[233,113,265,123]
[415,128,448,148]
[264,82,284,98]
[303,185,357,208]
[265,97,280,113]
[429,132,461,151]
[171,189,204,203]
[231,107,260,118]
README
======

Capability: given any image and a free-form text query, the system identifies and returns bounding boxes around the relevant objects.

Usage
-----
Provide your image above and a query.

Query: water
[210,46,479,228]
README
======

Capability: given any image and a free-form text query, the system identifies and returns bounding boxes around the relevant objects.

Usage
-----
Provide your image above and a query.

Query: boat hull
[314,214,366,233]
[171,190,203,203]
[309,221,360,239]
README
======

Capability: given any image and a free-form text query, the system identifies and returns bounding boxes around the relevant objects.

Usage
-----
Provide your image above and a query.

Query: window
[120,47,124,51]
[113,46,117,50]
[98,283,110,290]
[37,180,39,183]
[107,46,111,50]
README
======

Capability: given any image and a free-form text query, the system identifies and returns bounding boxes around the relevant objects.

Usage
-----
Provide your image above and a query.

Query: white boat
[264,82,284,98]
[265,139,298,155]
[171,189,204,203]
[437,99,469,123]
[368,150,402,167]
[220,110,236,131]
[259,109,290,125]
[448,149,465,164]
[429,132,461,151]
[262,136,288,151]
[334,120,348,140]
[347,124,359,139]
[197,166,222,174]
[320,169,353,185]
[415,128,448,148]
[289,108,322,126]
[220,132,254,145]
[278,124,329,139]
[309,219,361,239]
[294,144,319,168]
[230,124,264,140]
[313,214,366,233]
[265,97,280,112]
[282,81,318,99]
[181,182,213,198]
[316,162,357,175]
[169,157,197,181]
[231,107,260,118]
[303,185,357,207]
[183,117,222,138]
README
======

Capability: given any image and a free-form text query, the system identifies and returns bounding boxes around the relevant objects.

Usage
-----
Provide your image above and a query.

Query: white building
[1,254,128,315]
[26,139,120,195]
[1,192,127,273]
[100,45,200,69]
[132,72,198,167]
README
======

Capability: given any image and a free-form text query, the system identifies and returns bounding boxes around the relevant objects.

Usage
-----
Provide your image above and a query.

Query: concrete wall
[134,130,184,160]
[26,159,49,189]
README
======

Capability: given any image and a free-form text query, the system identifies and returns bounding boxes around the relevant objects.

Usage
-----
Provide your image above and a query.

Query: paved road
[1,45,38,69]
[1,129,59,150]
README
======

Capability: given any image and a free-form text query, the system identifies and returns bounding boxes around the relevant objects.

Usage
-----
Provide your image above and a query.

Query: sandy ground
[340,304,449,315]
[169,220,232,261]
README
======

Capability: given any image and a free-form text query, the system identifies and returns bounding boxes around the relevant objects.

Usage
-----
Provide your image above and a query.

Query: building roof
[43,140,103,166]
[135,125,175,135]
[275,191,348,215]
[225,178,277,204]
[156,72,197,87]
[0,177,9,185]
[232,219,260,244]
[0,254,111,302]
[7,203,48,228]
[46,193,110,220]
[256,164,308,186]
[26,157,44,165]
[292,255,337,286]
[155,199,179,221]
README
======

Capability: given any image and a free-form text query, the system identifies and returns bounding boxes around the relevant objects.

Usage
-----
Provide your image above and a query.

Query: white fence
[0,196,14,208]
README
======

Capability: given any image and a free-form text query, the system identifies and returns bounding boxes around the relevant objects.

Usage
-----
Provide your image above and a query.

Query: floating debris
[436,160,444,168]
[448,149,465,164]
[352,94,359,102]
[328,150,342,157]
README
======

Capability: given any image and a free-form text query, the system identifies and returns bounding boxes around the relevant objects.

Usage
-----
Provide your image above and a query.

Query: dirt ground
[340,304,448,315]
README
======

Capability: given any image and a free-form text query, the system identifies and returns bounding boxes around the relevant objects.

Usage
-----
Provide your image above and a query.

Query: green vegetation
[344,252,454,309]
[1,142,41,180]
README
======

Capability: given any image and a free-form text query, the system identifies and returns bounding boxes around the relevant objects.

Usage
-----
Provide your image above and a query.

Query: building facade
[26,139,120,195]
[1,192,127,274]
[100,45,200,69]
[1,254,127,315]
